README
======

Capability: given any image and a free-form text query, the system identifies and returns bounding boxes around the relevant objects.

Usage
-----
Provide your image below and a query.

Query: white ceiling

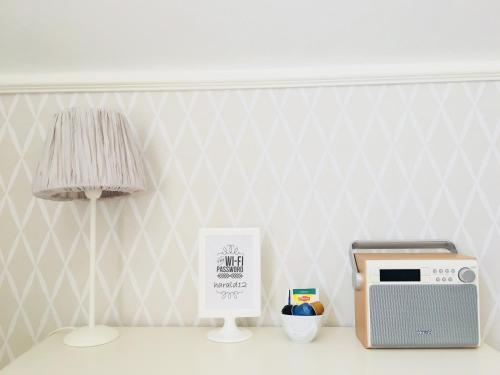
[1,0,500,87]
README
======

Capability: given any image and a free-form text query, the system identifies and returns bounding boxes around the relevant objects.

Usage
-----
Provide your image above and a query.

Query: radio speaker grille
[369,284,478,347]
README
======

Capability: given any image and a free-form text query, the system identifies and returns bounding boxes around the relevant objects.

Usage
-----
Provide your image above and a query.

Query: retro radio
[350,241,480,348]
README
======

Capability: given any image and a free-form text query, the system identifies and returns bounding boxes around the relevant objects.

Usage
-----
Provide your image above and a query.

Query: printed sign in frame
[198,227,261,342]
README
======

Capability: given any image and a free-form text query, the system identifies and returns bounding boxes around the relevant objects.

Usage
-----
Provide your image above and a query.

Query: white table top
[2,327,499,375]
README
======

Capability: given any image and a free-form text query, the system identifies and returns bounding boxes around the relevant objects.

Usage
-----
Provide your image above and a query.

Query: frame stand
[207,317,251,343]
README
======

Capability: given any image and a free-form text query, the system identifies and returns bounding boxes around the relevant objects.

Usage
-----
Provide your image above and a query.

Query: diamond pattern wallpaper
[1,82,500,366]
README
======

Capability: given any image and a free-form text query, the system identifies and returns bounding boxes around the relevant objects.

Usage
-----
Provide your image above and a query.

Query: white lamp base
[207,317,252,343]
[64,325,119,347]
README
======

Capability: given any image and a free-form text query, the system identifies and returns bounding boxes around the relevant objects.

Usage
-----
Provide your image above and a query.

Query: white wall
[2,0,500,89]
[1,82,500,367]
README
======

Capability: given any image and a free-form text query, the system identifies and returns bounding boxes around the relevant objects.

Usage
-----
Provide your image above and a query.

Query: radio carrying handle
[349,240,457,290]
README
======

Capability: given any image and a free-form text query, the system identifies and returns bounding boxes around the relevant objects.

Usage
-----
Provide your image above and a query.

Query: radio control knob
[458,267,476,283]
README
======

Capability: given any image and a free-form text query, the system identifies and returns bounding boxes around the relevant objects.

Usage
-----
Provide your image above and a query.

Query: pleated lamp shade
[33,108,145,201]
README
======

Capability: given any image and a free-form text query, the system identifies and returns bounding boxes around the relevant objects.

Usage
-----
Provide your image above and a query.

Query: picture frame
[198,227,261,342]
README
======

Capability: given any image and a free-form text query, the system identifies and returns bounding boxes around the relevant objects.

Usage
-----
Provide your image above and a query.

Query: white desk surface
[2,327,499,375]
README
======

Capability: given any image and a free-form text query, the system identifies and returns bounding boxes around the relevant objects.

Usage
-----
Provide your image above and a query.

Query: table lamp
[32,108,145,347]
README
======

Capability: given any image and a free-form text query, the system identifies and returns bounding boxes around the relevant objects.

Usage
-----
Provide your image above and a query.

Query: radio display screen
[380,269,421,282]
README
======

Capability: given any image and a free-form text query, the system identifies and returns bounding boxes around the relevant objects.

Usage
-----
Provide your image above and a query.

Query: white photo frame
[198,227,261,342]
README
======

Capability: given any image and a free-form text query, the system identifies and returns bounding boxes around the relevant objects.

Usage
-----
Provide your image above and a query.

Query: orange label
[298,296,310,301]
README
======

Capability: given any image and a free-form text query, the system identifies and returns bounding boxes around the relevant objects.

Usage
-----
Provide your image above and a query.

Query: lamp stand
[64,189,119,347]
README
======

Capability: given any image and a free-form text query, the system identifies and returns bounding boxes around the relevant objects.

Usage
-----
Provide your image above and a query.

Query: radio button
[445,269,449,273]
[439,269,443,273]
[448,277,453,281]
[451,269,455,273]
[433,269,437,274]
[458,267,476,283]
[436,277,440,281]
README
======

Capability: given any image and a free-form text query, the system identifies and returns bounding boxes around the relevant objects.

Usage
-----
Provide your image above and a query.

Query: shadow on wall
[485,311,500,351]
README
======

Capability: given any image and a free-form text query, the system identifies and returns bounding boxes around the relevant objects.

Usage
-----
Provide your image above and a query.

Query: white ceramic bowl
[281,314,322,343]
